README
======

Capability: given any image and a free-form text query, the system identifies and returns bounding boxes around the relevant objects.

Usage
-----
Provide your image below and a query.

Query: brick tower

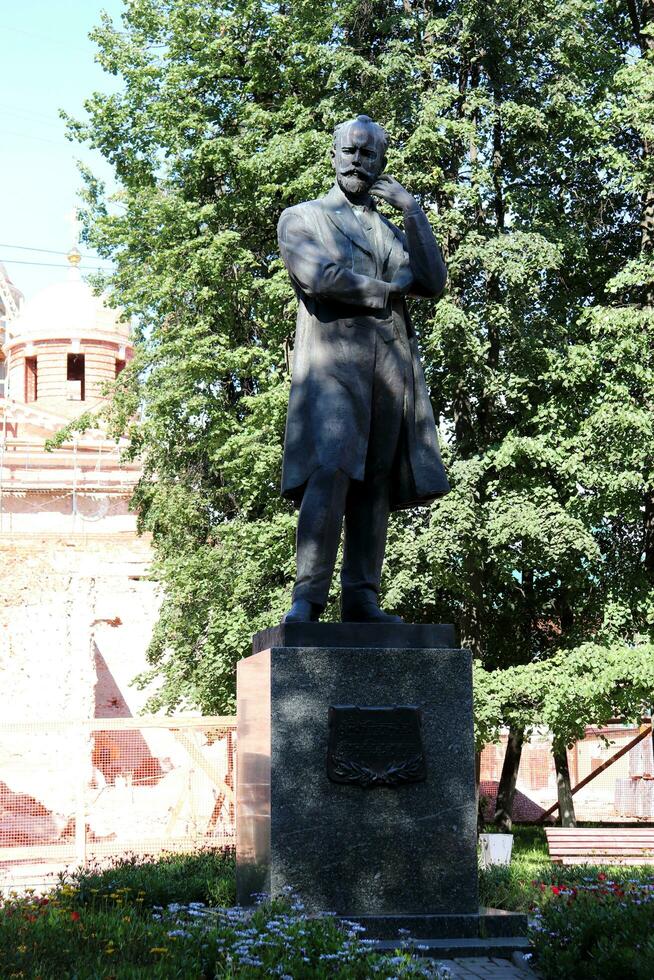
[5,248,132,420]
[1,250,140,533]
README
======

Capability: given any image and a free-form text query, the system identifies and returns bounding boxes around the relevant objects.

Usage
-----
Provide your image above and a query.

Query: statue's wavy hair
[333,115,390,152]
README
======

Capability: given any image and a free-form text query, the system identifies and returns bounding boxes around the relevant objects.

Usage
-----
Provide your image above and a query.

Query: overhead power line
[1,258,110,270]
[0,102,66,128]
[3,128,74,147]
[0,243,111,261]
[0,22,88,54]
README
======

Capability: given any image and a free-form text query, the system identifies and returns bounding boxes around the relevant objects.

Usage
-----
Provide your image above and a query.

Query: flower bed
[0,853,451,978]
[3,832,653,977]
[479,826,654,978]
[530,872,654,980]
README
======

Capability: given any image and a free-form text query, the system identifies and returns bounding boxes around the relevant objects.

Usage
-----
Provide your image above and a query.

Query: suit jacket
[277,183,450,510]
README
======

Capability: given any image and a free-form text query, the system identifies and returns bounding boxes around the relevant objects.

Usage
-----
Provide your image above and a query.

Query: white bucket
[479,833,513,868]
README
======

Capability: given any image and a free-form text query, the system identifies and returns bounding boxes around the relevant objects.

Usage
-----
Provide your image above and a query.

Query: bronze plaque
[326,705,426,788]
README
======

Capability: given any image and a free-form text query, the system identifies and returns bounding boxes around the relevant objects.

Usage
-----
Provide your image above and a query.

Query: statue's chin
[338,174,370,196]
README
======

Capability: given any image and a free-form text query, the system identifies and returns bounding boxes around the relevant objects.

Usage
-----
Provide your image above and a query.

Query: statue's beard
[338,171,373,196]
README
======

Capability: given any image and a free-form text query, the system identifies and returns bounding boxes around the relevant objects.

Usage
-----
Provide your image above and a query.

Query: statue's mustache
[340,167,371,178]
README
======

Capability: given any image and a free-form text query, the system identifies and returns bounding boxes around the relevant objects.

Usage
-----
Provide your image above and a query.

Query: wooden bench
[546,827,654,865]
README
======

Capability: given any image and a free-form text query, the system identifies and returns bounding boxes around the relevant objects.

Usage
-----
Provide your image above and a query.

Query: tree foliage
[69,0,654,718]
[474,644,654,752]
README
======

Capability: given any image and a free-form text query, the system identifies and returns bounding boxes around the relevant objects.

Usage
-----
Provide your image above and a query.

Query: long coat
[277,183,450,510]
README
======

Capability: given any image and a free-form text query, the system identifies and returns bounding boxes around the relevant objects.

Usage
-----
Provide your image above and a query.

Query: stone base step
[372,936,533,959]
[342,907,528,940]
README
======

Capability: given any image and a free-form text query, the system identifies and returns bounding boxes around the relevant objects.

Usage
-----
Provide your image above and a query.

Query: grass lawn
[0,828,652,978]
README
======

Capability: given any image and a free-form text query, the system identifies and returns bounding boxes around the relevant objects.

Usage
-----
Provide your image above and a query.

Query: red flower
[598,872,607,882]
[71,911,81,922]
[551,885,561,895]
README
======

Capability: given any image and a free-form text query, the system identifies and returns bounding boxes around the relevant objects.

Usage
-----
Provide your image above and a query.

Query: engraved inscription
[326,705,426,787]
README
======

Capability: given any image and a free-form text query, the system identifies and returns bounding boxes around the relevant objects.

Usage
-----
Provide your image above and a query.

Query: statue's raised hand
[371,175,416,212]
[388,265,413,297]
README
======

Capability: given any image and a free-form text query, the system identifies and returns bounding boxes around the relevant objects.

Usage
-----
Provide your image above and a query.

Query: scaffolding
[0,398,140,534]
[480,722,654,823]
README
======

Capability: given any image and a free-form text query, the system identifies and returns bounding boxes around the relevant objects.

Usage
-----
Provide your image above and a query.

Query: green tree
[68,0,653,728]
[474,643,654,824]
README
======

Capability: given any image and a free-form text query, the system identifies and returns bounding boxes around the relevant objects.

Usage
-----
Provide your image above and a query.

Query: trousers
[292,328,411,606]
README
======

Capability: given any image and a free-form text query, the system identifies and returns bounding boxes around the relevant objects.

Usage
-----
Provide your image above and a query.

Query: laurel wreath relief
[327,752,426,787]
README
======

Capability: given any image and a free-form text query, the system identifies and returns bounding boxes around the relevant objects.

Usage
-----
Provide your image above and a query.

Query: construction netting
[0,716,236,893]
[480,723,654,823]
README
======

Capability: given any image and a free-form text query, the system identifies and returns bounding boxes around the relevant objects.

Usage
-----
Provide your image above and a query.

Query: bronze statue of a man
[278,114,450,624]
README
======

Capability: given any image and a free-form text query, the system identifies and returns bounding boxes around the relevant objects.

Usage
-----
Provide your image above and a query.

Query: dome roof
[8,274,130,343]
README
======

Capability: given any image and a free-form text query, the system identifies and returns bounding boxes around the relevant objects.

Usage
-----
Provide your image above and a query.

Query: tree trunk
[461,556,485,659]
[454,372,485,659]
[553,746,577,827]
[631,1,654,564]
[477,76,504,442]
[644,490,654,582]
[493,727,525,832]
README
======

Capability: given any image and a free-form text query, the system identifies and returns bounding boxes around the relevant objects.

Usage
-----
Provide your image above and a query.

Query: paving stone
[440,966,479,979]
[445,957,537,979]
[455,958,504,967]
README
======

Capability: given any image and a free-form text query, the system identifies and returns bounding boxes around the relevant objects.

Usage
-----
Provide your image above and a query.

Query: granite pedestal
[237,624,478,908]
[236,625,527,952]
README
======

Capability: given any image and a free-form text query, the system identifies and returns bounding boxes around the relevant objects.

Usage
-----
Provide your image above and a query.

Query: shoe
[341,591,403,624]
[282,599,323,623]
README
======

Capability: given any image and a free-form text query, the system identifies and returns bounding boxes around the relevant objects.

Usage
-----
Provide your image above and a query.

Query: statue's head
[331,114,389,197]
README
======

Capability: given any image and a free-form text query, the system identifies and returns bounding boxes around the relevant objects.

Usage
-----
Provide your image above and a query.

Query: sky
[0,0,127,302]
